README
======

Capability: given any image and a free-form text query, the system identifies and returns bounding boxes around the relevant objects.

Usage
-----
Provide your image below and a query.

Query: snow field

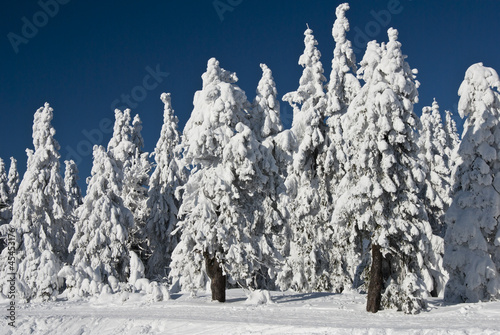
[2,289,500,335]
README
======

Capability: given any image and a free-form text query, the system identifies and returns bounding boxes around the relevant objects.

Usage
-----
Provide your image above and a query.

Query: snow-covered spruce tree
[276,25,332,292]
[318,3,362,292]
[107,109,151,266]
[336,29,440,314]
[7,157,19,204]
[171,58,272,301]
[144,93,182,280]
[67,145,134,294]
[0,159,10,252]
[418,99,452,237]
[247,63,286,289]
[64,160,83,216]
[444,63,500,303]
[0,103,71,301]
[0,157,18,253]
[444,109,461,177]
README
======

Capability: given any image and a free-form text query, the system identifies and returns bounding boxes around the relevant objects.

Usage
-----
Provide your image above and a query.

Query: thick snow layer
[3,289,499,334]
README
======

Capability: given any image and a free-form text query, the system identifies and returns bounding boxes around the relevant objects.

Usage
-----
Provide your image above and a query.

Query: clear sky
[1,0,500,192]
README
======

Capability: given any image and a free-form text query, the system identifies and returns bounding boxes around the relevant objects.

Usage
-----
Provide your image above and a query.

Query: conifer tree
[0,159,9,252]
[418,100,452,236]
[0,103,71,301]
[277,25,331,292]
[145,93,182,280]
[444,63,500,303]
[107,109,150,265]
[64,160,83,216]
[336,29,440,313]
[7,157,19,204]
[170,58,271,301]
[68,145,134,292]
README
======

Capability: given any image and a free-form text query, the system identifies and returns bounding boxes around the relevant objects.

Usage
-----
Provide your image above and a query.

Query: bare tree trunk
[204,251,226,302]
[366,243,383,313]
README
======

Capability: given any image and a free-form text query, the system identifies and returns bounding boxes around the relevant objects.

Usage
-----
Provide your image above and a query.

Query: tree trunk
[204,251,226,302]
[366,243,383,313]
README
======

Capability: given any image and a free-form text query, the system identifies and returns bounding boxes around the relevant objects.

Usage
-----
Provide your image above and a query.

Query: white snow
[3,289,500,334]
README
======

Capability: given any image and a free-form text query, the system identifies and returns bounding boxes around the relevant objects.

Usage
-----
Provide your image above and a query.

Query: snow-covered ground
[2,289,500,334]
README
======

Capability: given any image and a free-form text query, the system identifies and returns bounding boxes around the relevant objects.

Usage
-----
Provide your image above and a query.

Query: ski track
[2,290,500,335]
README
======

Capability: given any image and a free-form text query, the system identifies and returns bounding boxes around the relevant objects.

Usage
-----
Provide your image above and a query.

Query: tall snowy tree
[318,3,362,292]
[64,160,83,216]
[68,145,134,292]
[418,99,452,237]
[277,25,332,292]
[144,93,182,280]
[170,58,273,301]
[0,103,71,301]
[336,29,441,313]
[248,63,286,289]
[444,63,500,303]
[107,109,151,265]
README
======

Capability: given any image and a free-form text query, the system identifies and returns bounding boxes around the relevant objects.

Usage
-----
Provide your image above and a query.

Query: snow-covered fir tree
[335,29,441,313]
[0,157,18,252]
[64,160,83,216]
[277,25,332,292]
[0,159,9,207]
[144,93,182,280]
[247,63,287,289]
[107,109,151,265]
[0,103,71,301]
[444,109,461,176]
[0,159,10,252]
[418,99,452,237]
[170,58,275,300]
[67,145,134,295]
[7,157,19,204]
[319,3,362,292]
[444,63,500,303]
[251,63,283,140]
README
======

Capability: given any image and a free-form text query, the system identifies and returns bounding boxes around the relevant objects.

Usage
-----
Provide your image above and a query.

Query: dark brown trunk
[204,251,226,302]
[366,243,383,313]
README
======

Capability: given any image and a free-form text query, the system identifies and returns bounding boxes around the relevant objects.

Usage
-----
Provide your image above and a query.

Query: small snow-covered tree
[251,63,283,140]
[0,159,10,252]
[444,63,500,303]
[0,103,71,301]
[7,157,19,204]
[68,145,134,292]
[144,93,182,280]
[107,109,151,265]
[0,159,8,207]
[418,99,452,236]
[277,25,332,292]
[64,160,83,216]
[444,109,461,176]
[336,29,440,314]
[0,157,18,252]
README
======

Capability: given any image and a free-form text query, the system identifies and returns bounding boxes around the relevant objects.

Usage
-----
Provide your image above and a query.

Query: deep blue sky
[2,0,500,192]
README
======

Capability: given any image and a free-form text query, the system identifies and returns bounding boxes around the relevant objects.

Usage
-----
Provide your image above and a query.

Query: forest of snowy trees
[0,3,499,314]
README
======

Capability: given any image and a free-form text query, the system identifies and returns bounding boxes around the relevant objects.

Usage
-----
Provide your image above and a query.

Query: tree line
[0,3,499,314]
